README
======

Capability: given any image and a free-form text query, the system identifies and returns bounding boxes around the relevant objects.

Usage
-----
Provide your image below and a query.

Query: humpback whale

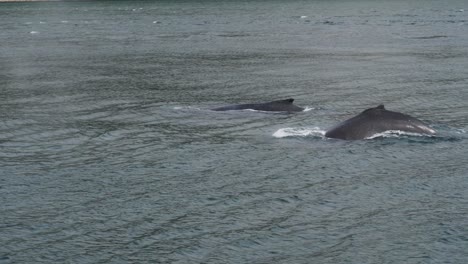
[325,105,436,140]
[211,98,304,112]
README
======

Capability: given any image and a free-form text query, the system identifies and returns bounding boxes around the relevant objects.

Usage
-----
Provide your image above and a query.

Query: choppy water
[1,1,468,263]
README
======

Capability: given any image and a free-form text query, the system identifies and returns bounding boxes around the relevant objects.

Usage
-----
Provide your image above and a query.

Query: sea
[1,0,468,263]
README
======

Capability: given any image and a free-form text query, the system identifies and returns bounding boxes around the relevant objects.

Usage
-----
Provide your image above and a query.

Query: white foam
[365,130,430,139]
[30,31,39,34]
[300,16,308,19]
[173,106,201,110]
[273,127,325,138]
[303,106,315,112]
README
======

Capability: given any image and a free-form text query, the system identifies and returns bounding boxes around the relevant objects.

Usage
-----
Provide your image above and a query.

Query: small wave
[30,31,39,34]
[273,127,325,138]
[303,106,315,112]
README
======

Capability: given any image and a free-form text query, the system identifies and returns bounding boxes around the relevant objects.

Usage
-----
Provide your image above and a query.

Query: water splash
[303,106,315,112]
[273,127,325,138]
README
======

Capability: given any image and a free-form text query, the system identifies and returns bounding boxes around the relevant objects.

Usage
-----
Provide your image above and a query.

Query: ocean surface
[1,1,468,263]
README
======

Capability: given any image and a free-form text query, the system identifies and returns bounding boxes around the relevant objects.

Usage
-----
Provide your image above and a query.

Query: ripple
[2,1,468,263]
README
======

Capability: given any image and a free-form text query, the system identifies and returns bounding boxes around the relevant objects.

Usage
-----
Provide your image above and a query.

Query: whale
[211,98,304,112]
[325,105,436,140]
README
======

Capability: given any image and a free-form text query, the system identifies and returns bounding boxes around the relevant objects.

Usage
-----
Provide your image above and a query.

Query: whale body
[325,105,436,140]
[211,98,304,112]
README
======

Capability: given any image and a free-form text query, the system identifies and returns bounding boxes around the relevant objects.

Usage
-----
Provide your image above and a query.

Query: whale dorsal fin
[272,98,294,104]
[376,104,385,109]
[362,104,385,114]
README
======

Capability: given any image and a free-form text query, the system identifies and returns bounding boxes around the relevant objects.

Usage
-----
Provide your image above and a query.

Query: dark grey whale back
[211,98,304,112]
[325,105,436,140]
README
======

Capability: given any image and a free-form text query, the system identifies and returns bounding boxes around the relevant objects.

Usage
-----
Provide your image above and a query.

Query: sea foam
[273,127,325,138]
[365,130,432,139]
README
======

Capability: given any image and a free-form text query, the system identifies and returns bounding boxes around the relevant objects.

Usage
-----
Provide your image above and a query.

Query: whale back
[212,98,304,112]
[325,105,435,140]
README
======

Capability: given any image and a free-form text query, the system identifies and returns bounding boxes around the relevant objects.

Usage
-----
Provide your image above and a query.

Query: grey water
[1,0,468,263]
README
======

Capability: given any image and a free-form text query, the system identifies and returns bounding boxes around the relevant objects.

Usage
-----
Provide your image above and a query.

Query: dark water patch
[409,35,448,39]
